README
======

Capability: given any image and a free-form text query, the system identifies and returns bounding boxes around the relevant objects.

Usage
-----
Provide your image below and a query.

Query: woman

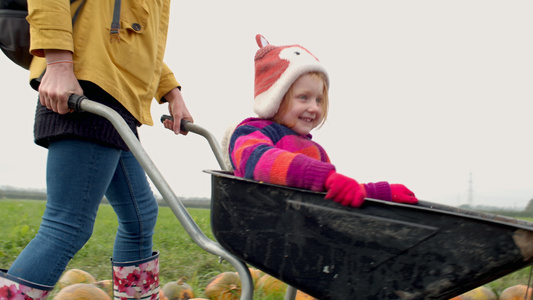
[0,0,191,299]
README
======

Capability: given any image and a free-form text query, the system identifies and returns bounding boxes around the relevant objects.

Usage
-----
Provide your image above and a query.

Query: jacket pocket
[120,0,148,34]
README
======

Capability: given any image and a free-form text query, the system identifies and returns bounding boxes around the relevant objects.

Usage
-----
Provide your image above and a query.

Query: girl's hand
[163,88,193,135]
[390,184,418,204]
[324,171,367,207]
[39,50,83,114]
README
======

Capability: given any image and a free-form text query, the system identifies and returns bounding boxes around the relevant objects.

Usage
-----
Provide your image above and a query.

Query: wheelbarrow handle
[160,115,190,134]
[64,95,253,300]
[160,115,230,171]
[68,94,88,111]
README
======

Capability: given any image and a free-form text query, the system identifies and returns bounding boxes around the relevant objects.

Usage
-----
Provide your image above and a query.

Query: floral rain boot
[0,269,53,300]
[112,252,160,300]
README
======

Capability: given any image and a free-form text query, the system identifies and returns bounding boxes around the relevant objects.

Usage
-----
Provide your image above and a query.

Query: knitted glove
[324,171,367,207]
[364,181,392,201]
[390,184,418,204]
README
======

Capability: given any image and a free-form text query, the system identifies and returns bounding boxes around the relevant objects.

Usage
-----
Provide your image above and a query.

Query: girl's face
[279,74,325,136]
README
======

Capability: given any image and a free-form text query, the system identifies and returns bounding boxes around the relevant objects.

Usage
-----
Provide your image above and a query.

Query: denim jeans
[7,139,158,286]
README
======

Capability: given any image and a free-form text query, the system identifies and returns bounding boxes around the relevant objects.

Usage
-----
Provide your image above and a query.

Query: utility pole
[467,172,474,207]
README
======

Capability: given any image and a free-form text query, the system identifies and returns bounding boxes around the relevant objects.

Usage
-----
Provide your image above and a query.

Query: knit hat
[253,34,329,119]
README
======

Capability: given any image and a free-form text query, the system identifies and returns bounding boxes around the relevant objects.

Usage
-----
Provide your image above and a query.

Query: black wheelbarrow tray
[68,96,533,300]
[208,170,533,299]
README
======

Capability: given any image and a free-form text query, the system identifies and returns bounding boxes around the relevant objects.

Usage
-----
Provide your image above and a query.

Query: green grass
[0,199,238,298]
[1,199,533,299]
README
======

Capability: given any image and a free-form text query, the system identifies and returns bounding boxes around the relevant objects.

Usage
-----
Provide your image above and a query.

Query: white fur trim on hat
[253,35,329,119]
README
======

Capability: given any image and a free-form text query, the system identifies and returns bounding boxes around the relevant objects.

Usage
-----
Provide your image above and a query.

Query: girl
[228,35,417,208]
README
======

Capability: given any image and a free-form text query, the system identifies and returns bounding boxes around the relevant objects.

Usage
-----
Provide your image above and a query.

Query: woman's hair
[272,72,329,129]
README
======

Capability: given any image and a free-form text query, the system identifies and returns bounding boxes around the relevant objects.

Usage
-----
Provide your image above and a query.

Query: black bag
[0,0,31,69]
[0,0,86,70]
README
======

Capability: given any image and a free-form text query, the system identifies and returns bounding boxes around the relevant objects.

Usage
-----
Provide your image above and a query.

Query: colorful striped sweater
[229,118,393,200]
[229,118,333,192]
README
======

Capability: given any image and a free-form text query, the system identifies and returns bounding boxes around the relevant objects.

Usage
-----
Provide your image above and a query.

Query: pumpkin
[256,274,287,296]
[161,278,195,300]
[250,268,263,286]
[296,290,318,300]
[160,290,170,300]
[235,267,263,289]
[91,279,113,299]
[204,272,242,300]
[499,285,533,300]
[54,283,111,300]
[57,269,96,290]
[448,286,497,300]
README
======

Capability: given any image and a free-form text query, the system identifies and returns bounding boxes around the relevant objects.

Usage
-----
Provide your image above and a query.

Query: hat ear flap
[256,34,269,48]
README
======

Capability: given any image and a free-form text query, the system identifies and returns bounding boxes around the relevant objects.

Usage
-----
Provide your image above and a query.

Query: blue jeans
[7,139,158,286]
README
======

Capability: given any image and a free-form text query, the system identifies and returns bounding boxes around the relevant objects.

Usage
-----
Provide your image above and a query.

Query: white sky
[1,1,532,208]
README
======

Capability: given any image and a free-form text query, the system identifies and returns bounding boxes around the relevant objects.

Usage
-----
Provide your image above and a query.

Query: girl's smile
[279,74,325,136]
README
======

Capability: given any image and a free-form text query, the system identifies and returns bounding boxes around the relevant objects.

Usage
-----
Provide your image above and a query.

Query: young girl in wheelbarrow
[227,34,418,207]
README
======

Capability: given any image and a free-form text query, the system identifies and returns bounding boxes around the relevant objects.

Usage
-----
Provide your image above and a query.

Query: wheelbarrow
[208,170,533,299]
[68,95,533,300]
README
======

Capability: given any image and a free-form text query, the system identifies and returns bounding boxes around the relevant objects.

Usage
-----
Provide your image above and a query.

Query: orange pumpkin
[161,278,195,300]
[204,272,242,300]
[92,279,113,299]
[54,283,111,300]
[160,290,170,300]
[296,290,318,300]
[448,286,497,300]
[235,267,263,289]
[256,274,287,296]
[57,269,96,290]
[499,285,533,300]
[249,268,263,285]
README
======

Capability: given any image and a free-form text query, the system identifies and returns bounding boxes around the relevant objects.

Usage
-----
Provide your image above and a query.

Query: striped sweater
[229,118,334,192]
[229,118,392,200]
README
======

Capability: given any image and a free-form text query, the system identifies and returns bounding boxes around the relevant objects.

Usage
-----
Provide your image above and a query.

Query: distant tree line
[0,186,47,200]
[509,198,533,218]
[103,196,212,209]
[459,198,533,218]
[0,186,211,209]
[1,186,531,215]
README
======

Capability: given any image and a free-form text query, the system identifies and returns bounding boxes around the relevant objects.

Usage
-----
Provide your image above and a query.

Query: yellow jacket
[27,0,179,125]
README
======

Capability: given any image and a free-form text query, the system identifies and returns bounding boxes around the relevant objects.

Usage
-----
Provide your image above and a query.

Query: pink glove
[390,184,418,204]
[324,172,367,207]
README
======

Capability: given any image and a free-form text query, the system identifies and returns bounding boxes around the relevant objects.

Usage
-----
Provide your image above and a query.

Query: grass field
[0,199,239,298]
[1,199,532,299]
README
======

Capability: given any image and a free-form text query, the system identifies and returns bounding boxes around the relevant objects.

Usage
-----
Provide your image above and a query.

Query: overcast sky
[1,1,532,208]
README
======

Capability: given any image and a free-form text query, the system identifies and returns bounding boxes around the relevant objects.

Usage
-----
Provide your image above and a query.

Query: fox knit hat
[253,34,329,119]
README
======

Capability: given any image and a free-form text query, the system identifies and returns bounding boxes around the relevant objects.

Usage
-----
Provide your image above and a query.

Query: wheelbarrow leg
[284,285,297,300]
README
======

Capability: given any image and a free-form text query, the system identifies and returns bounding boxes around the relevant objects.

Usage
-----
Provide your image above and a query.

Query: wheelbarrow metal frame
[68,95,255,300]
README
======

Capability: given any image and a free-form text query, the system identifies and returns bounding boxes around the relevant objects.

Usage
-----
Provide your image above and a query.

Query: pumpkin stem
[177,277,188,285]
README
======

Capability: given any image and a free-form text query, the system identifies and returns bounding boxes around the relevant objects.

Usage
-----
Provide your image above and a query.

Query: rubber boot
[0,269,53,300]
[112,252,160,300]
